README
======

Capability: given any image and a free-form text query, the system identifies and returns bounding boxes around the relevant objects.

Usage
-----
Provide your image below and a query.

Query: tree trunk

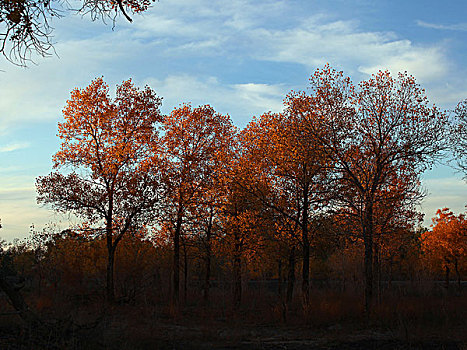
[453,258,461,289]
[204,247,211,303]
[363,205,374,315]
[183,239,188,304]
[277,259,283,298]
[454,259,461,289]
[445,263,450,290]
[173,214,183,306]
[106,194,115,303]
[301,189,310,305]
[388,255,394,288]
[373,242,381,304]
[302,239,310,305]
[203,214,213,303]
[286,248,295,304]
[106,245,116,303]
[105,214,116,303]
[233,230,242,309]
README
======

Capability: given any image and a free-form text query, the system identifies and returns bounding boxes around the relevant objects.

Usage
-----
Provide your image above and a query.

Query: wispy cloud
[143,75,287,126]
[417,20,467,31]
[420,176,467,225]
[0,142,30,153]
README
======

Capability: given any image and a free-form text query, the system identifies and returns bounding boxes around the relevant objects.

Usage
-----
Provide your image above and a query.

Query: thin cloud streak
[417,20,467,32]
[0,143,30,153]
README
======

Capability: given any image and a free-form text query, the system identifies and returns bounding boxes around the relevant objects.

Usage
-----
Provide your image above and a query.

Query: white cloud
[143,75,287,126]
[0,143,30,153]
[417,20,467,32]
[359,46,448,84]
[247,19,448,84]
[420,177,467,226]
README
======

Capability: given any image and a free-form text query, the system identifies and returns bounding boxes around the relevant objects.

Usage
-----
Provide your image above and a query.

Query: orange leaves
[422,208,467,276]
[37,77,163,230]
[160,104,236,208]
[54,77,162,180]
[427,208,467,257]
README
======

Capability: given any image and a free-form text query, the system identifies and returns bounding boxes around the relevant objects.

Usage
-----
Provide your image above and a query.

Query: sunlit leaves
[423,208,467,274]
[36,77,163,301]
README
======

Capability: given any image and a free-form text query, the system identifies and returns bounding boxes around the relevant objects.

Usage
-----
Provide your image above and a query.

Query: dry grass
[0,283,465,349]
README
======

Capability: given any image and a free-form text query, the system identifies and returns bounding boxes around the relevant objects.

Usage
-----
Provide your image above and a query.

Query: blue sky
[1,0,466,241]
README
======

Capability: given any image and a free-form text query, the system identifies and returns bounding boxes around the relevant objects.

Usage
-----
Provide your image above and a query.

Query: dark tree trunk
[388,255,394,288]
[106,245,116,303]
[277,259,283,298]
[363,205,374,315]
[183,239,188,304]
[233,230,242,309]
[301,188,310,305]
[203,247,211,303]
[454,258,461,289]
[445,263,450,290]
[302,238,310,305]
[203,214,213,303]
[173,214,183,305]
[286,248,296,304]
[373,242,381,304]
[105,213,116,303]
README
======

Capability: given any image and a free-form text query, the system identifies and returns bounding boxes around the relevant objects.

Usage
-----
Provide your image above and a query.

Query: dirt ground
[0,321,464,349]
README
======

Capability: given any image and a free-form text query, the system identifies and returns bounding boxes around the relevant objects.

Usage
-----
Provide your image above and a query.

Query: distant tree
[36,77,163,302]
[451,99,467,177]
[0,0,155,66]
[287,65,447,313]
[423,208,467,289]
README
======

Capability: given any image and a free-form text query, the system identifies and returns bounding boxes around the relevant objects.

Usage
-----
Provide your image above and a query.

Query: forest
[1,65,466,349]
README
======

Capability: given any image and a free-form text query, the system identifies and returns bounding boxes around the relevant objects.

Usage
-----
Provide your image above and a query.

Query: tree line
[2,66,467,324]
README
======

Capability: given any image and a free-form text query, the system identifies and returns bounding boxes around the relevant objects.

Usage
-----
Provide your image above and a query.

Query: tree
[423,208,467,289]
[218,167,265,308]
[36,77,163,302]
[0,0,154,66]
[157,104,236,305]
[240,111,330,304]
[451,98,467,177]
[188,181,224,303]
[286,65,447,313]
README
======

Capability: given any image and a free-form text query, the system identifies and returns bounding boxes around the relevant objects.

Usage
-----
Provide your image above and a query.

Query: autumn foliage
[32,68,451,311]
[423,208,467,288]
[36,77,163,302]
[1,67,466,349]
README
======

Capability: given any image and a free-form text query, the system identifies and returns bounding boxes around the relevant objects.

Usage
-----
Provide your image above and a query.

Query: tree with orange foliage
[187,184,225,303]
[240,111,330,304]
[423,208,467,289]
[158,104,236,305]
[287,65,447,313]
[218,168,267,308]
[36,77,163,302]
